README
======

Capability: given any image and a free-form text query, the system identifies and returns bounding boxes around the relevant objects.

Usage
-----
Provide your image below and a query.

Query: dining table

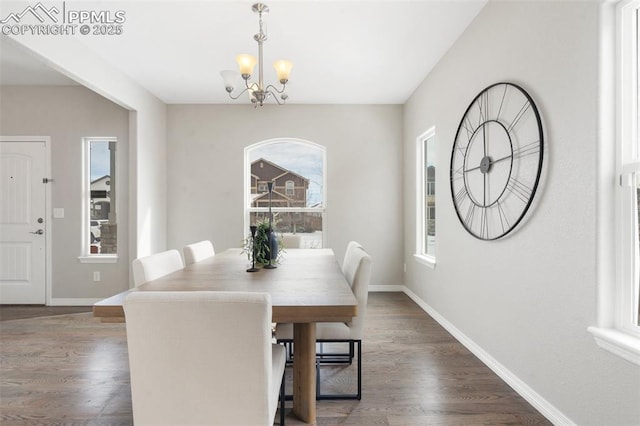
[93,248,358,424]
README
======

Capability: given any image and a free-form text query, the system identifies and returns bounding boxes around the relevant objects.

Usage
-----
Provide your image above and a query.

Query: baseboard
[49,298,101,306]
[402,287,574,426]
[369,285,405,292]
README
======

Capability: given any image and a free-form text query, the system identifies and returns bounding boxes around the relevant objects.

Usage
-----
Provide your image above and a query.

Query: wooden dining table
[93,248,358,424]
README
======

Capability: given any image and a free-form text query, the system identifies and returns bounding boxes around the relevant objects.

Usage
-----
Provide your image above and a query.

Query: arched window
[285,180,295,196]
[245,139,326,248]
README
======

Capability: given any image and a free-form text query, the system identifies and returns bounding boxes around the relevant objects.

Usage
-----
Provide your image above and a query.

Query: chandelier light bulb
[236,54,257,78]
[220,70,240,92]
[273,60,293,84]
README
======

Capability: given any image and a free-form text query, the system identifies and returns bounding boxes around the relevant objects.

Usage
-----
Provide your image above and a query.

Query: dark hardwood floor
[0,305,92,321]
[0,293,551,425]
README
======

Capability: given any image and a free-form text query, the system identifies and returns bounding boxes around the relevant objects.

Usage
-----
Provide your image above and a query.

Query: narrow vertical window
[588,0,640,365]
[415,128,436,267]
[82,138,117,259]
[621,3,640,330]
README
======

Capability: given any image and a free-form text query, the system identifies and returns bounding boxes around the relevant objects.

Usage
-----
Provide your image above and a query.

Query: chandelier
[220,3,293,107]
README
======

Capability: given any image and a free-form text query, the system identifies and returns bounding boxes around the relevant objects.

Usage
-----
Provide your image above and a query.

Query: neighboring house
[90,175,111,220]
[426,165,435,236]
[250,158,309,208]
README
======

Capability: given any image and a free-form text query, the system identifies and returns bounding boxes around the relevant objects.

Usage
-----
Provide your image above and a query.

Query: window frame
[285,180,295,196]
[78,137,118,263]
[244,138,327,248]
[588,0,640,365]
[414,127,436,269]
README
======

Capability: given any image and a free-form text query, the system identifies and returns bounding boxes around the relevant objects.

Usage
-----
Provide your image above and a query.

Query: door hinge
[43,178,53,184]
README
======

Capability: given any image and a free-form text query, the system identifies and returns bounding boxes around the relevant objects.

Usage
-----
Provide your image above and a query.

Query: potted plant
[244,219,283,266]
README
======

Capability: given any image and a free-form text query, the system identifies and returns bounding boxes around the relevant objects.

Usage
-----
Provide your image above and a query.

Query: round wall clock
[449,82,543,240]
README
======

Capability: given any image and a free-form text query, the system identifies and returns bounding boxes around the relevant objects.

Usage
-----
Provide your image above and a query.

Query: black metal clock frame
[449,82,544,240]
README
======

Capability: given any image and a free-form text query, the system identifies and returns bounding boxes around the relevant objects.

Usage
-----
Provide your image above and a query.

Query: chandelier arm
[265,83,287,94]
[265,89,285,105]
[227,86,252,100]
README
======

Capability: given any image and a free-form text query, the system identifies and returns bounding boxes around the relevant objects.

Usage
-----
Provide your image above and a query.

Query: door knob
[30,229,44,235]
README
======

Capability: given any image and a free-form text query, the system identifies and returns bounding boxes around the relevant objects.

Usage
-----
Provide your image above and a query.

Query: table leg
[292,322,316,423]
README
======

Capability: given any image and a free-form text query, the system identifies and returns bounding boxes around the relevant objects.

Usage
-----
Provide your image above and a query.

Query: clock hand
[464,152,512,174]
[489,154,512,165]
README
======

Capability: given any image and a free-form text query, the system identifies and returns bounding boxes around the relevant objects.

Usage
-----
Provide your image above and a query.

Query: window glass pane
[637,8,640,159]
[89,140,116,254]
[249,141,323,207]
[424,134,436,257]
[636,178,640,326]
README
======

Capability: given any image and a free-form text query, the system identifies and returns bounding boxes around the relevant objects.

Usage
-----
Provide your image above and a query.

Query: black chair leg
[279,338,362,401]
[316,340,361,400]
[280,369,286,425]
[356,339,361,400]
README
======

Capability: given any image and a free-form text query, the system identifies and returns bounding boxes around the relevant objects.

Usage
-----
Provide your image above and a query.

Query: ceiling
[0,1,487,104]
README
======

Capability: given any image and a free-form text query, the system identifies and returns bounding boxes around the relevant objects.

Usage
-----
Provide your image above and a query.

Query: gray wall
[403,1,639,424]
[166,104,403,287]
[0,85,130,300]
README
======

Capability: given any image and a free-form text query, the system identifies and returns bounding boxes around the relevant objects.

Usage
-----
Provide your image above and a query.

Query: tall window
[590,0,640,365]
[245,139,326,248]
[81,138,117,259]
[415,128,436,267]
[619,3,640,331]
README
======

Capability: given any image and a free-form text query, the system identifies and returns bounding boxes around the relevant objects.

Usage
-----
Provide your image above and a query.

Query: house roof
[91,175,110,185]
[251,158,310,183]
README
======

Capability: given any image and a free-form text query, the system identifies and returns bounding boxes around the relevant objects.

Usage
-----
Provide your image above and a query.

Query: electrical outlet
[93,271,101,282]
[403,263,407,273]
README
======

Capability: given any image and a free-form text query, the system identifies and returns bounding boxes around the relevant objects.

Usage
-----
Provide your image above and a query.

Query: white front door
[0,140,47,304]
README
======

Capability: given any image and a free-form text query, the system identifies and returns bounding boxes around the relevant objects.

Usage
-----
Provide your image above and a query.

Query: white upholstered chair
[131,249,184,287]
[281,234,302,249]
[276,244,372,400]
[342,241,364,278]
[124,291,286,426]
[183,240,215,265]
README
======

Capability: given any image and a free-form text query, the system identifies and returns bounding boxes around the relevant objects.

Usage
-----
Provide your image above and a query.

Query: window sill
[414,254,436,269]
[587,326,640,366]
[78,255,118,264]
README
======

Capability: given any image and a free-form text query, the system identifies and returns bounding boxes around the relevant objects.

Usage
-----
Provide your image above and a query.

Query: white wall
[167,104,403,287]
[403,1,639,424]
[0,85,130,300]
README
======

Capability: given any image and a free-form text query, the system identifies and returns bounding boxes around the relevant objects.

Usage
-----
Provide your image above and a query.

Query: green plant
[243,219,283,266]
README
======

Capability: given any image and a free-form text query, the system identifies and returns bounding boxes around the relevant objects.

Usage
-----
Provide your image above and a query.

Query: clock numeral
[507,101,531,134]
[513,140,540,159]
[454,141,468,157]
[497,201,511,234]
[451,165,465,181]
[480,207,489,239]
[478,91,489,125]
[461,116,475,142]
[464,202,476,228]
[454,186,468,205]
[506,177,533,204]
[496,84,508,122]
